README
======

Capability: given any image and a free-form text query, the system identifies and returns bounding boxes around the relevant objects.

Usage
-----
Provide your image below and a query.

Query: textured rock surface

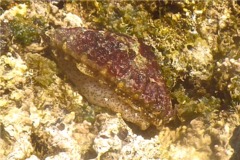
[0,1,239,160]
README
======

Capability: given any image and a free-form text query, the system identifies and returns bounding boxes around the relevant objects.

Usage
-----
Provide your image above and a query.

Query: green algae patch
[25,53,57,87]
[9,14,46,46]
[173,85,221,122]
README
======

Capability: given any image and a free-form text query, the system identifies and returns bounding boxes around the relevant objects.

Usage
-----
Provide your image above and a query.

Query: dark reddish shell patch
[52,27,174,125]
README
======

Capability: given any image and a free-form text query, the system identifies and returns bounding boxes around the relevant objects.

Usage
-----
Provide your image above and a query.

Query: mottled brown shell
[50,27,174,129]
